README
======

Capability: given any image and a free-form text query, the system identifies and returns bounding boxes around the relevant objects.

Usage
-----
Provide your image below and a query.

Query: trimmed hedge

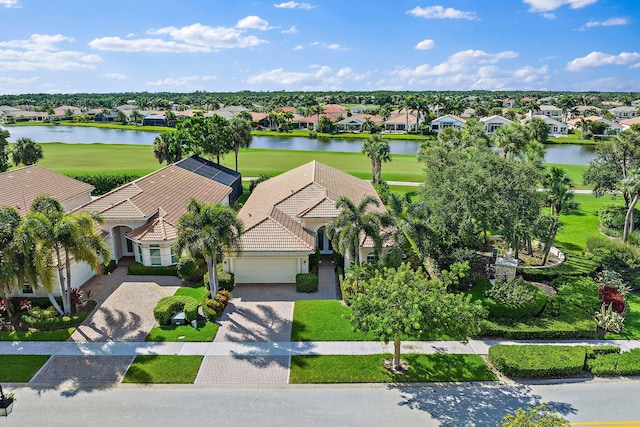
[481,315,597,339]
[469,280,547,320]
[296,273,318,293]
[65,172,143,195]
[489,345,587,378]
[203,265,234,291]
[153,296,199,325]
[587,348,640,376]
[128,262,177,276]
[20,306,88,329]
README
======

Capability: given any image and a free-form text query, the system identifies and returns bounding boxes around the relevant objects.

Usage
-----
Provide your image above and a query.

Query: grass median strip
[0,355,51,382]
[122,355,203,383]
[289,354,497,383]
[145,322,218,342]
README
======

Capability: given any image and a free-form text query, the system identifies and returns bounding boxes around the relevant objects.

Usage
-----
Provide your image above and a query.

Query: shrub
[596,269,632,298]
[65,172,143,196]
[481,316,597,339]
[215,290,232,304]
[594,303,625,333]
[202,296,225,322]
[20,306,87,329]
[599,285,626,315]
[203,265,234,291]
[488,345,586,378]
[296,273,318,293]
[551,276,601,317]
[176,257,199,282]
[485,277,537,306]
[10,296,62,311]
[128,262,177,276]
[599,205,640,231]
[152,296,199,325]
[473,279,547,320]
[499,403,569,427]
[587,348,640,376]
[586,235,640,269]
[102,259,117,275]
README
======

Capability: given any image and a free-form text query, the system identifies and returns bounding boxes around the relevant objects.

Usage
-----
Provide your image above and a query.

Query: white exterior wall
[136,242,177,267]
[15,260,95,297]
[61,191,93,212]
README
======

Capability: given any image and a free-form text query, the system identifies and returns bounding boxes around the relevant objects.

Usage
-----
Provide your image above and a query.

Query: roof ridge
[270,208,314,250]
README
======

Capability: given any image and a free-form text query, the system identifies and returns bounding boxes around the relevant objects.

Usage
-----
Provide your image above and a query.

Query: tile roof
[0,165,94,215]
[238,161,384,252]
[126,212,177,242]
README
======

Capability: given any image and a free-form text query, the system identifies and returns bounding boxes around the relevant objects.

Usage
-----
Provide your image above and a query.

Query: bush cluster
[203,265,234,291]
[599,205,640,232]
[10,296,63,312]
[548,276,601,317]
[65,172,143,195]
[296,273,318,293]
[483,278,547,319]
[202,290,233,322]
[102,259,117,275]
[128,262,178,276]
[599,285,626,316]
[176,257,200,282]
[587,348,640,376]
[481,316,597,339]
[20,306,88,329]
[489,345,586,378]
[586,236,640,269]
[153,296,199,325]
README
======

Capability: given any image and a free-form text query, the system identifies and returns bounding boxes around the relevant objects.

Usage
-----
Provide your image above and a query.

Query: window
[170,246,179,265]
[126,238,133,253]
[366,253,376,263]
[137,244,143,263]
[22,283,34,294]
[150,245,161,266]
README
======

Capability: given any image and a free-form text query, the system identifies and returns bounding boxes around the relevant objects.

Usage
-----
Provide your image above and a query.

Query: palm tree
[22,195,110,315]
[130,109,144,126]
[360,117,377,134]
[227,116,253,171]
[361,135,391,184]
[398,95,416,133]
[175,199,244,295]
[492,123,529,160]
[414,97,430,133]
[153,131,184,164]
[622,169,640,242]
[326,196,384,265]
[0,129,9,172]
[544,167,578,216]
[310,105,324,130]
[525,100,540,118]
[12,137,43,166]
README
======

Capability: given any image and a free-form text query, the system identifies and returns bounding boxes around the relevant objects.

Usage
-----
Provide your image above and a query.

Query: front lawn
[0,327,76,341]
[291,300,374,341]
[174,282,209,301]
[604,292,640,340]
[145,322,218,342]
[0,355,50,382]
[289,354,497,383]
[121,355,203,383]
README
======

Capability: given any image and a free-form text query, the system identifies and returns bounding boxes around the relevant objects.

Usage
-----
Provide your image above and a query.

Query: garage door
[234,258,298,284]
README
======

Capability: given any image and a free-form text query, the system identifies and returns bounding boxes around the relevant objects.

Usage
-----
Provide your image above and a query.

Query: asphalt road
[3,379,640,426]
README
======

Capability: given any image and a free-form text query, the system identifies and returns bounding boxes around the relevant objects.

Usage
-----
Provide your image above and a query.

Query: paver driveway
[31,355,134,387]
[69,266,181,342]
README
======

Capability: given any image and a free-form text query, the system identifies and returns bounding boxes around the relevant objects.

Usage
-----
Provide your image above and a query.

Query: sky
[0,0,639,94]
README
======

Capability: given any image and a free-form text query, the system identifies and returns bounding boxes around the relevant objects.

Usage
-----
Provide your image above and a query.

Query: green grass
[145,322,218,342]
[0,327,75,341]
[289,354,498,383]
[121,355,203,383]
[546,163,589,190]
[0,355,50,382]
[174,282,209,300]
[548,132,598,145]
[7,121,172,132]
[604,293,640,339]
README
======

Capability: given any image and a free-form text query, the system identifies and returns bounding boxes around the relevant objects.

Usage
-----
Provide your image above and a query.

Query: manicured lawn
[289,354,498,383]
[121,355,203,383]
[145,322,218,342]
[174,282,209,301]
[604,292,640,340]
[0,355,50,382]
[546,163,588,190]
[8,121,172,132]
[0,327,75,341]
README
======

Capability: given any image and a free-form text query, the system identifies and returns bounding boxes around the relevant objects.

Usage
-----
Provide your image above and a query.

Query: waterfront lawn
[0,327,76,341]
[0,355,50,382]
[145,322,218,342]
[122,355,203,383]
[546,163,588,190]
[289,354,498,383]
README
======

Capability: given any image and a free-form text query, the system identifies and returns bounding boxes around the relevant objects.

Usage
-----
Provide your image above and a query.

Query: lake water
[2,125,597,165]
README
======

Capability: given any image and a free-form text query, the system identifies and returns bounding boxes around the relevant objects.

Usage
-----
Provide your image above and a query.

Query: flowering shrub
[70,288,84,307]
[19,299,32,311]
[599,285,626,316]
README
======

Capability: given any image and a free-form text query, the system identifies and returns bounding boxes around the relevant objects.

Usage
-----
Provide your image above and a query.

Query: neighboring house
[1,110,47,122]
[0,165,95,297]
[53,105,82,119]
[620,117,640,131]
[523,115,567,135]
[143,114,167,127]
[502,98,515,108]
[481,115,512,135]
[575,106,601,117]
[335,116,366,132]
[631,100,640,107]
[568,116,622,133]
[429,114,466,134]
[225,161,386,284]
[78,155,241,268]
[460,108,476,119]
[537,105,562,119]
[610,106,637,121]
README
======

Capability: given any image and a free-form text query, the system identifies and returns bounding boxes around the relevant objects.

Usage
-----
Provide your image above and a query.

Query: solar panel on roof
[174,156,242,203]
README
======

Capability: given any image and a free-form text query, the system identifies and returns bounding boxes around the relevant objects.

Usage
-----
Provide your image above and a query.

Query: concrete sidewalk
[3,339,640,357]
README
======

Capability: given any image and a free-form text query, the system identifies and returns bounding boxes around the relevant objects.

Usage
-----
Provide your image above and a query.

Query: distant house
[335,114,382,132]
[568,116,622,133]
[53,105,82,119]
[523,115,567,135]
[0,165,95,297]
[537,105,562,119]
[620,117,640,131]
[429,114,466,134]
[143,114,167,127]
[610,106,637,121]
[575,106,601,117]
[225,161,386,284]
[481,115,512,135]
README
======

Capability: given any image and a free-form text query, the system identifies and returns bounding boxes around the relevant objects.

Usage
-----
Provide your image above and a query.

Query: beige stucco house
[225,161,386,284]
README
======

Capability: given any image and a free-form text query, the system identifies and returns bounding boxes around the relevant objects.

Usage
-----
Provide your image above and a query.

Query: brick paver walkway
[69,266,181,342]
[30,355,134,386]
[195,356,290,384]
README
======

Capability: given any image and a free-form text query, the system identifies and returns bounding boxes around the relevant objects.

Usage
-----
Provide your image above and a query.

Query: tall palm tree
[326,196,384,265]
[130,109,144,125]
[227,116,253,171]
[12,137,43,166]
[22,195,109,315]
[544,167,578,216]
[175,199,244,295]
[492,123,529,160]
[361,135,391,184]
[310,105,324,130]
[360,117,377,134]
[622,169,640,242]
[414,97,430,133]
[398,95,416,133]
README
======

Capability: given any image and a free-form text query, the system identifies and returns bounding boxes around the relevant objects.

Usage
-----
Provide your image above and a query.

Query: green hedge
[587,349,640,376]
[489,345,587,378]
[550,276,601,317]
[599,205,640,231]
[128,262,177,276]
[153,296,199,325]
[64,172,143,195]
[468,280,547,320]
[481,315,597,339]
[20,306,88,329]
[296,273,318,293]
[203,265,234,291]
[586,235,640,269]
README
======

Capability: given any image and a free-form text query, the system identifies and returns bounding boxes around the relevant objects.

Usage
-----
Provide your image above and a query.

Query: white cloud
[90,36,210,53]
[309,41,348,51]
[0,34,101,71]
[236,16,276,31]
[246,65,369,89]
[523,0,597,13]
[572,76,640,91]
[146,75,216,87]
[408,5,477,20]
[0,0,19,8]
[415,39,435,50]
[394,49,518,79]
[274,2,316,9]
[282,26,298,34]
[102,73,127,79]
[566,51,640,71]
[150,23,267,49]
[293,45,304,50]
[543,13,556,19]
[0,76,38,94]
[583,17,629,29]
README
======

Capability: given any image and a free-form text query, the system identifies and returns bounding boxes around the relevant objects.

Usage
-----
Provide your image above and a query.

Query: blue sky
[0,0,638,94]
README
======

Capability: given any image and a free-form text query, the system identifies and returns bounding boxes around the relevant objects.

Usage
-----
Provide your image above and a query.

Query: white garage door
[234,258,298,284]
